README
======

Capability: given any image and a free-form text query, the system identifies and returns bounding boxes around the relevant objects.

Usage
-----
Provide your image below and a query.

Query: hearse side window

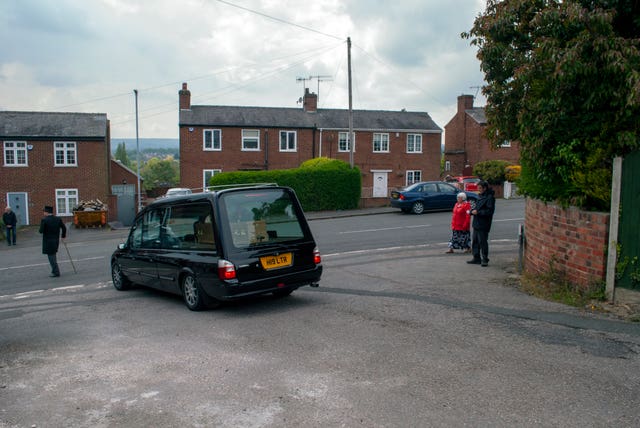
[221,190,305,248]
[130,208,164,249]
[162,203,216,251]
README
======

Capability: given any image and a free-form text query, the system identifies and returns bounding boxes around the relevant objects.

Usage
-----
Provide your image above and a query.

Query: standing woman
[446,192,472,253]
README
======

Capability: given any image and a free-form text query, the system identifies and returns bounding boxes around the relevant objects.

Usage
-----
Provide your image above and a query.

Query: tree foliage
[114,142,131,168]
[464,0,640,210]
[140,156,179,190]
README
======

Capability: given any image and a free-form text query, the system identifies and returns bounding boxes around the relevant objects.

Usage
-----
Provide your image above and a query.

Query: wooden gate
[617,151,640,290]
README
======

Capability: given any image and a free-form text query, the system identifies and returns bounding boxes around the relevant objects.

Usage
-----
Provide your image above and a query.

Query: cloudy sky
[1,0,487,139]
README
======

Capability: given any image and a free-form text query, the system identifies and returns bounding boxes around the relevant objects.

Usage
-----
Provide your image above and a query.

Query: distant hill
[111,138,178,153]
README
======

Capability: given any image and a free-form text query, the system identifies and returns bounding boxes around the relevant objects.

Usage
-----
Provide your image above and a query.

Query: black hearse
[110,185,322,310]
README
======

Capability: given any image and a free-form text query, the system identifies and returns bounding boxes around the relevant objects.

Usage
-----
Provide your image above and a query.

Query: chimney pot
[179,83,191,110]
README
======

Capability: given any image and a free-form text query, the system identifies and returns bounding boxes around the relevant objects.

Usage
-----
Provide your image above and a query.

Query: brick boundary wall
[524,198,610,288]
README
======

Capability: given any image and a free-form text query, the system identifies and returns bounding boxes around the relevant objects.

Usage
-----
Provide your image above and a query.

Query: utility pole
[347,37,354,168]
[134,89,142,212]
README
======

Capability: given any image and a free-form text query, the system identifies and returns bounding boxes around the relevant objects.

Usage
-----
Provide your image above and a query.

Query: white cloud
[0,0,487,138]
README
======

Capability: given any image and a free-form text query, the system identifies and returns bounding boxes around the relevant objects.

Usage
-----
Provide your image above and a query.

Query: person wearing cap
[3,206,17,246]
[39,206,67,277]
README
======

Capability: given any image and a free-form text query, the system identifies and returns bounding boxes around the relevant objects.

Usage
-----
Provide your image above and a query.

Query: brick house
[0,111,115,226]
[443,94,520,176]
[178,83,442,207]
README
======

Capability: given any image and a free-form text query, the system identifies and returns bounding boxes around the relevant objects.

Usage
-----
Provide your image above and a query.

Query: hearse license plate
[260,253,293,270]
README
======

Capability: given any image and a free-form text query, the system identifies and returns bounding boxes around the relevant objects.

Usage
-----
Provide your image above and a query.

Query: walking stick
[62,240,78,274]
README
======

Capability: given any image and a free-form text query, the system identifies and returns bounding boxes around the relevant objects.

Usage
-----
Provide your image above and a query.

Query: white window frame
[445,160,451,171]
[203,169,222,191]
[500,140,512,148]
[373,133,389,153]
[406,134,422,153]
[242,129,260,151]
[279,130,297,152]
[3,141,28,166]
[406,170,422,186]
[338,132,355,152]
[54,141,77,166]
[203,129,222,151]
[56,188,78,216]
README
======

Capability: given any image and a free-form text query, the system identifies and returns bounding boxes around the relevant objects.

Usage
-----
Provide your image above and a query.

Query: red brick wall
[0,139,110,225]
[524,198,609,288]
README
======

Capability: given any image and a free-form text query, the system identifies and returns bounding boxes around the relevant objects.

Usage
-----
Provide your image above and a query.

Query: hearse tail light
[313,247,322,265]
[218,259,237,280]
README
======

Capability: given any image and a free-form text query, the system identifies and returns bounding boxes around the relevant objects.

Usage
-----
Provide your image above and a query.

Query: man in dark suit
[39,206,67,277]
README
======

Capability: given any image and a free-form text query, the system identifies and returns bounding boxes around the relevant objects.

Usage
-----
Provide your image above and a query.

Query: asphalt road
[1,199,640,427]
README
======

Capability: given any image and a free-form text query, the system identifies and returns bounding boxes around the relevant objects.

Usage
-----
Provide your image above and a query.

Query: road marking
[340,224,431,234]
[11,290,45,299]
[323,239,517,258]
[0,256,104,271]
[0,282,113,300]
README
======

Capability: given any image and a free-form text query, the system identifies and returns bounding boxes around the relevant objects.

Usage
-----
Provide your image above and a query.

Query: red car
[447,176,480,193]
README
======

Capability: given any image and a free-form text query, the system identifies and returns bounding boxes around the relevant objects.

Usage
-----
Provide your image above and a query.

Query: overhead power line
[214,0,344,41]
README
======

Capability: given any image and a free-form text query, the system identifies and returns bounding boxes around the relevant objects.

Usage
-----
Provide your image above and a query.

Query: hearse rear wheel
[182,274,208,311]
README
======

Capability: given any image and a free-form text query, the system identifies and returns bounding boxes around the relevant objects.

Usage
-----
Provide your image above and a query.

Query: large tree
[464,0,640,210]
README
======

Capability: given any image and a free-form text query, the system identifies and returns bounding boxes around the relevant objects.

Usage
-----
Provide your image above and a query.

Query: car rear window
[220,189,306,249]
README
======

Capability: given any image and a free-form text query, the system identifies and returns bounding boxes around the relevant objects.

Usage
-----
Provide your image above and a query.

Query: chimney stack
[303,88,318,113]
[457,94,474,113]
[179,82,191,110]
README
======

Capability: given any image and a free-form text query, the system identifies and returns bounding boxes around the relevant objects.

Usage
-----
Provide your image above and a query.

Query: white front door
[372,171,389,198]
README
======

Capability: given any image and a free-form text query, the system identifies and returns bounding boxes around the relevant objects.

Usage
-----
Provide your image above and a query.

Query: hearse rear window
[220,189,305,248]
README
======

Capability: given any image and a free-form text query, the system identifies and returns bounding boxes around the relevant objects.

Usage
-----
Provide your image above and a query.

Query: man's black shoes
[467,259,481,265]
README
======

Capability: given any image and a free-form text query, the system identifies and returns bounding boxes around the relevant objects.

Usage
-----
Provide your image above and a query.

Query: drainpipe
[319,129,323,157]
[312,126,317,158]
[264,130,269,170]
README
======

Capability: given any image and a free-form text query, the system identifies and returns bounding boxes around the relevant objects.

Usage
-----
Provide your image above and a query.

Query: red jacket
[451,201,471,231]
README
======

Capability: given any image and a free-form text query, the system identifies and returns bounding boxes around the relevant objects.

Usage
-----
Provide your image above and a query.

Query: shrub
[209,158,361,211]
[472,160,512,185]
[505,165,521,182]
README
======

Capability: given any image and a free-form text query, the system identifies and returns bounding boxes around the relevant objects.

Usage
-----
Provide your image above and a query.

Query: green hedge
[209,158,361,211]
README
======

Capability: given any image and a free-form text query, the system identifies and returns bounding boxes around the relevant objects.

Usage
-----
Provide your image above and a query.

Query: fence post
[605,156,622,302]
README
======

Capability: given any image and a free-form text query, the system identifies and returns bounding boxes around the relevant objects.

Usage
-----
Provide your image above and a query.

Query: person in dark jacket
[3,206,17,246]
[467,181,495,267]
[39,206,67,277]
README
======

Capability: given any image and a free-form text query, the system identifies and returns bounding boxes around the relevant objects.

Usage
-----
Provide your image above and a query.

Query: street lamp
[134,89,142,212]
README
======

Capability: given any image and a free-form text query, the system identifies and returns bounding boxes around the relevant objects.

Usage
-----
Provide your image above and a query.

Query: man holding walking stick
[39,205,67,277]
